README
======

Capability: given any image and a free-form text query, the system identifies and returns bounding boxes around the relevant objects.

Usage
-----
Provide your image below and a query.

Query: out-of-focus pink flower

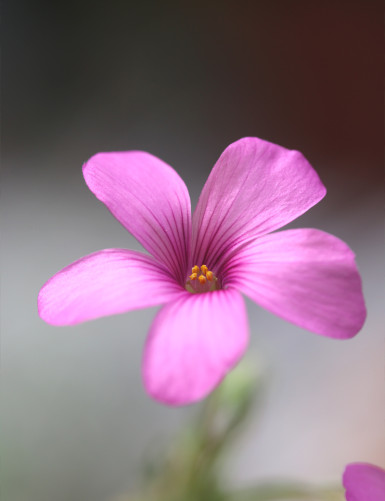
[343,463,385,501]
[38,138,366,405]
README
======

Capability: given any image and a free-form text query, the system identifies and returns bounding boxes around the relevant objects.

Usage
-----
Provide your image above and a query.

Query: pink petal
[83,152,191,284]
[343,463,385,501]
[38,249,184,326]
[223,229,366,339]
[143,289,249,405]
[192,137,326,272]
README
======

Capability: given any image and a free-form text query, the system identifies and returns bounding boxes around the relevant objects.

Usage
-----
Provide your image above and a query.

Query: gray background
[2,1,383,500]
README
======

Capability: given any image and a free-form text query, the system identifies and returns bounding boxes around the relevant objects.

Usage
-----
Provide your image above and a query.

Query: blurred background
[2,1,383,500]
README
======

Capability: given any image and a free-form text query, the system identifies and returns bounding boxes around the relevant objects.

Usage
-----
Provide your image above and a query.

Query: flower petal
[192,137,326,271]
[83,152,191,284]
[143,289,249,405]
[223,229,366,339]
[38,249,184,326]
[343,463,385,501]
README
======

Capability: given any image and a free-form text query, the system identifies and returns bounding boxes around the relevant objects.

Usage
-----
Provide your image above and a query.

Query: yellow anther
[189,273,198,280]
[192,265,200,274]
[206,270,213,281]
[198,274,207,284]
[201,265,208,275]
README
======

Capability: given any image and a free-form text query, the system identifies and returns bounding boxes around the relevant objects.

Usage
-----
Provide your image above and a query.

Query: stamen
[186,264,220,293]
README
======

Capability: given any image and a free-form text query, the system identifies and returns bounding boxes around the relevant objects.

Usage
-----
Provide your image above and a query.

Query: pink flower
[343,463,385,501]
[38,137,366,405]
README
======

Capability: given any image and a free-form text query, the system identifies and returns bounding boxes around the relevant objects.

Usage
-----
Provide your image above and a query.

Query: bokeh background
[2,1,383,500]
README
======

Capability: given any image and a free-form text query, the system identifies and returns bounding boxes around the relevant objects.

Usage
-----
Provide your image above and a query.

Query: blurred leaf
[112,358,266,501]
[224,483,344,501]
[112,362,345,501]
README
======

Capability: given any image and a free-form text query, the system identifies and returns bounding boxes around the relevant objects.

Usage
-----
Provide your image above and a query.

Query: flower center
[185,264,220,293]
